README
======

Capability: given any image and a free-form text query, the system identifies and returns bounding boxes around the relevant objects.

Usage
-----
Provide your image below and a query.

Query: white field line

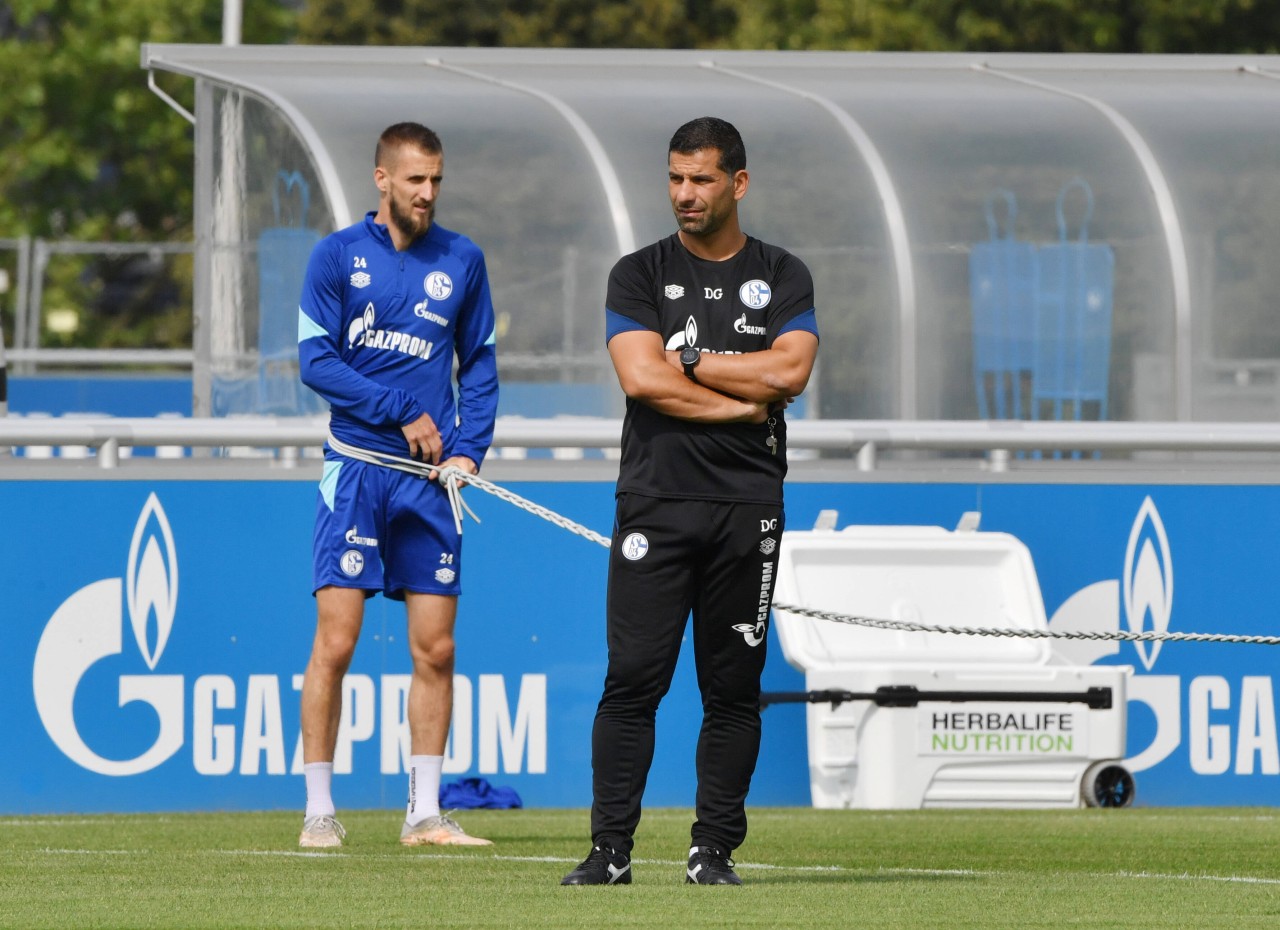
[40,848,133,854]
[1109,870,1280,886]
[0,817,174,826]
[23,846,1280,886]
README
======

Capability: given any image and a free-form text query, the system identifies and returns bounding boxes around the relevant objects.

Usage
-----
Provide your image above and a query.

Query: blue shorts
[313,456,461,599]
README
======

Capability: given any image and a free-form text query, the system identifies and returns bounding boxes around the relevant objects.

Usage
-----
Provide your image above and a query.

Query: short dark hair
[669,117,746,175]
[375,122,443,168]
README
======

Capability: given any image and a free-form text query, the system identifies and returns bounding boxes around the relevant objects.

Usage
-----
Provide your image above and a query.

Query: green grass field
[2,807,1278,929]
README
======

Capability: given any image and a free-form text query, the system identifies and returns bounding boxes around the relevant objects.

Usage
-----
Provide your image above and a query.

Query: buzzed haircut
[669,117,746,176]
[375,122,443,168]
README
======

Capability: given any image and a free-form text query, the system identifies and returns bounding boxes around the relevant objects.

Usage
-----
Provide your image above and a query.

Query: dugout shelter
[140,46,1280,427]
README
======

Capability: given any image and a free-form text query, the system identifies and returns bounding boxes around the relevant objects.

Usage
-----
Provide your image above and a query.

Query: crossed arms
[607,329,819,424]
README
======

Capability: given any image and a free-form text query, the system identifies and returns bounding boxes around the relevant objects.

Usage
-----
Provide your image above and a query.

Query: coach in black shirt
[561,116,819,887]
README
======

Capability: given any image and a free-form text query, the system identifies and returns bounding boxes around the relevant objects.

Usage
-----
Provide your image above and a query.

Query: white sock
[405,755,444,825]
[304,762,336,819]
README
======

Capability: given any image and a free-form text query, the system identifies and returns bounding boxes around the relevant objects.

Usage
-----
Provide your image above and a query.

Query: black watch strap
[681,347,700,381]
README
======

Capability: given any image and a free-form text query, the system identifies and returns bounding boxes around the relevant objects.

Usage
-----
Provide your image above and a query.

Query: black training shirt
[605,233,816,504]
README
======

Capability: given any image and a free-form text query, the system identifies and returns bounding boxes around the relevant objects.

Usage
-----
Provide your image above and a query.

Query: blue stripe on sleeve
[605,308,649,345]
[778,307,819,340]
[298,307,327,342]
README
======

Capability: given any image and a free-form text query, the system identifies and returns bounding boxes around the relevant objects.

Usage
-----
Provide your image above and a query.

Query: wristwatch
[680,346,701,382]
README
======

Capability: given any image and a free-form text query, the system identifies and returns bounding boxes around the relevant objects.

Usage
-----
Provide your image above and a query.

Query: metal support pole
[856,441,877,472]
[561,246,577,383]
[98,437,120,469]
[222,0,242,46]
[24,239,50,373]
[13,236,30,373]
[0,307,8,457]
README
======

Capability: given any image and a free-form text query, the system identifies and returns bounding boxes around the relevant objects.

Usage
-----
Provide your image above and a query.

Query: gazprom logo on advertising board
[31,494,546,780]
[1050,495,1279,778]
[32,493,183,776]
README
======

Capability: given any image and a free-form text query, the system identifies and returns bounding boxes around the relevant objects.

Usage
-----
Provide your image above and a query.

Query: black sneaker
[560,844,632,885]
[686,845,742,885]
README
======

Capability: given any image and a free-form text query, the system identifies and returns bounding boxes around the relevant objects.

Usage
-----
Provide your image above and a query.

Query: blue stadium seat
[256,170,324,415]
[1031,178,1114,427]
[969,189,1037,419]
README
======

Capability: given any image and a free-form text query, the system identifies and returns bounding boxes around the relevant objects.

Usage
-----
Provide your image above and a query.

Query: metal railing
[0,238,195,374]
[5,415,1280,471]
[2,348,196,367]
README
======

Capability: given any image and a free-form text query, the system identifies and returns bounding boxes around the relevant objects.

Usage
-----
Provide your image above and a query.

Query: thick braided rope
[454,468,1280,646]
[326,433,479,534]
[772,604,1280,646]
[330,441,1280,646]
[443,466,613,548]
[324,435,612,547]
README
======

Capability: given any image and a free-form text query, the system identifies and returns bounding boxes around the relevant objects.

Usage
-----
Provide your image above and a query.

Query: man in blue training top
[295,122,499,848]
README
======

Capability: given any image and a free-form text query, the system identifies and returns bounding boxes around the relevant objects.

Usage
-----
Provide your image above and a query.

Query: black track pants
[590,493,784,855]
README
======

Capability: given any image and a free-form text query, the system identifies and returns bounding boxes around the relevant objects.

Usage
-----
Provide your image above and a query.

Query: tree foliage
[0,1,293,346]
[295,0,739,49]
[0,0,292,241]
[3,0,1279,349]
[293,0,1280,54]
[723,0,1280,54]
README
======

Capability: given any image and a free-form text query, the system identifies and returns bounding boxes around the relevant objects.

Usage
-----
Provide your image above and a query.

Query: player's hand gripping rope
[325,432,482,535]
[325,432,610,544]
[327,434,1280,646]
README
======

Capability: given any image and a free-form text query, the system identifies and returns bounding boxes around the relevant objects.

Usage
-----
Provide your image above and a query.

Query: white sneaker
[399,812,492,847]
[299,814,346,848]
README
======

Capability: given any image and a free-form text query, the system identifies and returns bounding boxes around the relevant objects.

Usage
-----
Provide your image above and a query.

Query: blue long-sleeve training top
[298,212,499,466]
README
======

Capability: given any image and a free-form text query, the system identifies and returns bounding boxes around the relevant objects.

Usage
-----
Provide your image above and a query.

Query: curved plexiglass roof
[142,45,1280,423]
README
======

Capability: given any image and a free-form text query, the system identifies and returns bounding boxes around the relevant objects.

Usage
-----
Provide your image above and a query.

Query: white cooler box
[770,514,1133,809]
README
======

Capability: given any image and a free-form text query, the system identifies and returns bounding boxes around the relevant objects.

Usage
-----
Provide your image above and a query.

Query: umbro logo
[664,284,685,300]
[759,537,776,555]
[350,271,371,288]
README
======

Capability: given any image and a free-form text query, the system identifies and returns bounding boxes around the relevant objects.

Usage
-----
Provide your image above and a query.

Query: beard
[389,191,433,243]
[673,198,730,237]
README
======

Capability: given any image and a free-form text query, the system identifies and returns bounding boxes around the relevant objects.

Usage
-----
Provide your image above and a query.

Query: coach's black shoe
[686,845,742,885]
[560,844,632,885]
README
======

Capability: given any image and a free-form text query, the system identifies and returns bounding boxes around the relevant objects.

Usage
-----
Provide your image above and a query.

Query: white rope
[770,603,1280,646]
[458,473,1280,646]
[325,432,479,535]
[325,436,1280,646]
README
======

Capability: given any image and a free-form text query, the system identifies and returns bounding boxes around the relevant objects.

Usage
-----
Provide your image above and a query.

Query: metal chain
[335,444,1280,647]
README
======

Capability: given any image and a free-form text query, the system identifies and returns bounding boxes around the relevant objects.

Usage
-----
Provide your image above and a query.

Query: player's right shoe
[298,814,346,848]
[560,843,632,885]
